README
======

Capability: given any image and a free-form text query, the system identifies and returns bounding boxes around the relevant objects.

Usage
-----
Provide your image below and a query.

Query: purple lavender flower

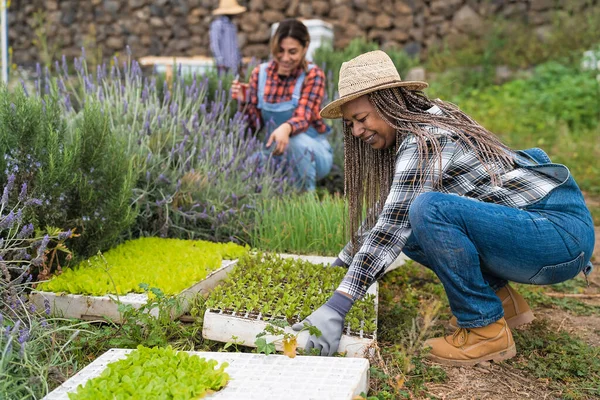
[18,182,27,202]
[44,299,51,316]
[58,230,72,240]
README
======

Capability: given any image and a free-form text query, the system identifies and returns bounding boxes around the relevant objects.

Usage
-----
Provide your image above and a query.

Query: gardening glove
[292,291,353,356]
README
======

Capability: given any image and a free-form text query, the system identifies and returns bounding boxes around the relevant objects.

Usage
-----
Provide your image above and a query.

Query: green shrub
[0,87,136,262]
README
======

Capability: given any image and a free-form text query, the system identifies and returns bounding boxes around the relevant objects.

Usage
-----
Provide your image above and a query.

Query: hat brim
[213,6,246,15]
[320,80,428,119]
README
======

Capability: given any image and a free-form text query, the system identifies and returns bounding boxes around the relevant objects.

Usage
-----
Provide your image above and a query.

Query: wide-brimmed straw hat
[320,50,428,119]
[213,0,246,15]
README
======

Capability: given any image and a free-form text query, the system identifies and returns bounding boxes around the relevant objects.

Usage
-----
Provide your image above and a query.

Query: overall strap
[257,62,269,109]
[291,63,315,106]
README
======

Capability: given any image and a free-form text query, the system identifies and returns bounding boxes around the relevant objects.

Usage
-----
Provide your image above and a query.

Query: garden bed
[43,348,370,400]
[202,253,379,358]
[30,259,238,323]
[30,238,247,323]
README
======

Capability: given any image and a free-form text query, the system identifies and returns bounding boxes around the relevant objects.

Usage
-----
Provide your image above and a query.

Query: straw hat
[213,0,246,15]
[320,50,428,119]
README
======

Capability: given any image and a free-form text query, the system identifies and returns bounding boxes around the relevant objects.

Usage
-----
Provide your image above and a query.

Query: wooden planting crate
[43,348,370,400]
[203,254,379,358]
[30,259,237,323]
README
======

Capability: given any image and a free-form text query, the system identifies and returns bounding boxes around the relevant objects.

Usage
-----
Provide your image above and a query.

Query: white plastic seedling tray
[203,254,379,358]
[30,260,238,323]
[43,348,370,400]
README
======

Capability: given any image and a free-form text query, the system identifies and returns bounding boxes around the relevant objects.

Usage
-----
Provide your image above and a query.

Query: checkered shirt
[338,105,565,300]
[245,60,328,136]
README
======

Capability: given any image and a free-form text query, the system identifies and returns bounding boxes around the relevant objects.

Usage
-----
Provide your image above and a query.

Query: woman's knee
[408,192,449,226]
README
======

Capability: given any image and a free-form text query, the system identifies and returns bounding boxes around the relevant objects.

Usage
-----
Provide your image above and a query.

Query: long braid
[345,87,513,255]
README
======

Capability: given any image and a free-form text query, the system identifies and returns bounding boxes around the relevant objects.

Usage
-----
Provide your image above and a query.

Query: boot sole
[448,311,535,331]
[426,344,517,367]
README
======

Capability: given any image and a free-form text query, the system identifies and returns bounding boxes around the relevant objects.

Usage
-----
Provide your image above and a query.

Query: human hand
[231,79,241,100]
[292,291,353,356]
[266,123,292,155]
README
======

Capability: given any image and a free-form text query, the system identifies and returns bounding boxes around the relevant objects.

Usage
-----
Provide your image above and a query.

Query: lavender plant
[51,49,293,243]
[0,174,82,399]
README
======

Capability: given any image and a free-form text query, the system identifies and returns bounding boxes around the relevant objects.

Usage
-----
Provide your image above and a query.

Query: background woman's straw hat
[320,50,428,119]
[213,0,246,15]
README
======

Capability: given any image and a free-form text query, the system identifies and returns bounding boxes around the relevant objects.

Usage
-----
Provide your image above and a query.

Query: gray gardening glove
[292,291,353,356]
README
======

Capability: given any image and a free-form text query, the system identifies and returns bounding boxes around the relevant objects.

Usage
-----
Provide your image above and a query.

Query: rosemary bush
[0,86,136,261]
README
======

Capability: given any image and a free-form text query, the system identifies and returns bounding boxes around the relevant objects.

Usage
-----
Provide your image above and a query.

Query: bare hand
[231,80,241,100]
[266,123,292,155]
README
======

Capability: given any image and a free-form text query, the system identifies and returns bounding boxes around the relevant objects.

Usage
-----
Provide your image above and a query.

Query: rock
[531,0,554,11]
[265,0,288,11]
[249,0,264,11]
[528,10,552,25]
[262,9,284,24]
[330,5,353,24]
[495,65,513,84]
[247,23,271,42]
[404,66,426,81]
[312,0,330,16]
[298,3,313,18]
[356,12,375,29]
[149,17,164,28]
[240,12,262,32]
[452,5,485,37]
[104,0,121,14]
[403,41,422,57]
[388,29,410,42]
[393,14,414,29]
[106,36,125,50]
[395,1,412,15]
[430,0,462,17]
[243,43,270,59]
[129,0,146,9]
[534,25,553,42]
[374,13,393,29]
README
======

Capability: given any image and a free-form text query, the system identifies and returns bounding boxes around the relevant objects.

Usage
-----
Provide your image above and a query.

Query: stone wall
[8,0,598,65]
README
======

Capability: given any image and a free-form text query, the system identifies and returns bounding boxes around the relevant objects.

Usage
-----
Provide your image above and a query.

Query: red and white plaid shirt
[245,60,328,136]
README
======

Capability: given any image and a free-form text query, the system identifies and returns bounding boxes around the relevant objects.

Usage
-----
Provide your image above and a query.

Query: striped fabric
[209,16,241,72]
[245,60,328,136]
[338,105,564,300]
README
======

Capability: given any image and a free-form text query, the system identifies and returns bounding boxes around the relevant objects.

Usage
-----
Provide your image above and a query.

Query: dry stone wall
[8,0,598,65]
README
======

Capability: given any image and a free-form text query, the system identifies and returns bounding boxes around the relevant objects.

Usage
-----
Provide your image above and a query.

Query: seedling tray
[203,282,378,358]
[43,348,370,400]
[30,260,237,323]
[203,253,379,358]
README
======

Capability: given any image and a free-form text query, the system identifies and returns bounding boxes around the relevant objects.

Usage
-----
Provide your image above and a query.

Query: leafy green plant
[254,319,321,357]
[68,345,230,400]
[205,253,377,336]
[37,237,248,296]
[252,192,348,256]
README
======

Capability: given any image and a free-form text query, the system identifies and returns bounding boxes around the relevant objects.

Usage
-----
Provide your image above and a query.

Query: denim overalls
[258,63,333,191]
[403,147,595,328]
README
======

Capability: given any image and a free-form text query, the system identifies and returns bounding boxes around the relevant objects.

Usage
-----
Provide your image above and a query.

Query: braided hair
[344,87,513,254]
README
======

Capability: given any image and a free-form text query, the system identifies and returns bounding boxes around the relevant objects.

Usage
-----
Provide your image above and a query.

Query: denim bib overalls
[402,147,595,328]
[258,63,333,191]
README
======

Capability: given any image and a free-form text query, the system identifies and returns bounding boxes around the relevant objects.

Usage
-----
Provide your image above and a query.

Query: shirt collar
[425,104,443,115]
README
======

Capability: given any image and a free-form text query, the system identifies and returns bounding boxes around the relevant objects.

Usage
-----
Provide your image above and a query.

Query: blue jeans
[403,176,594,328]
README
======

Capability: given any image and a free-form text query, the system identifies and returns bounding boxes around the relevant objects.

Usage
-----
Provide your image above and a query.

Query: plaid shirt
[245,60,328,136]
[338,105,566,300]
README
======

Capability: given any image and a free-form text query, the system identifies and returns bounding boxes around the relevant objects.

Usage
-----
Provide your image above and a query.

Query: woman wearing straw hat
[231,19,333,191]
[210,0,246,74]
[292,50,595,365]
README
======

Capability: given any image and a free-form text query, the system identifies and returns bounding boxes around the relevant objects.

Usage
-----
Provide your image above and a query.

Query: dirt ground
[423,226,600,400]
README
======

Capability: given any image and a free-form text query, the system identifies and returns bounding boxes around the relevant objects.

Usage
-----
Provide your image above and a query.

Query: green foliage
[206,253,377,335]
[511,319,600,400]
[427,7,600,74]
[37,237,248,296]
[428,60,600,195]
[68,345,229,400]
[0,87,136,262]
[252,192,348,256]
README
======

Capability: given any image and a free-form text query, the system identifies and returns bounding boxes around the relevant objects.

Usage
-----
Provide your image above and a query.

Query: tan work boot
[424,317,516,366]
[448,284,534,331]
